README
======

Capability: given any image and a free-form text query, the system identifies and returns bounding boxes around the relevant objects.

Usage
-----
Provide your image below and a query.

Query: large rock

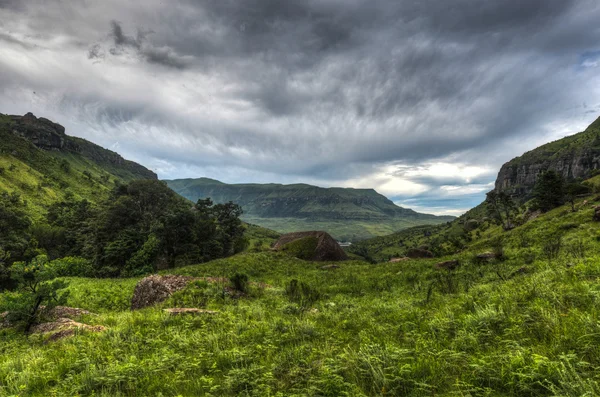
[273,231,348,261]
[131,275,197,310]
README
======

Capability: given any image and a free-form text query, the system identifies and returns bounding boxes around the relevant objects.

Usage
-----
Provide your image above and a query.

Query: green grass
[2,194,600,395]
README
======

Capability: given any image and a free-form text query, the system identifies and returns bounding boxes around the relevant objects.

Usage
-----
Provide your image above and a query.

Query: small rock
[163,308,218,316]
[389,257,410,263]
[476,252,502,261]
[435,260,460,271]
[320,265,340,270]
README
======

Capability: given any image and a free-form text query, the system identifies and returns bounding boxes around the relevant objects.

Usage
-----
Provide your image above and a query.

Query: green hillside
[165,178,454,241]
[0,113,156,219]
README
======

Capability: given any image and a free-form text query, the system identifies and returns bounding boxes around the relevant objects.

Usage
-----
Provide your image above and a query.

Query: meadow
[2,196,600,396]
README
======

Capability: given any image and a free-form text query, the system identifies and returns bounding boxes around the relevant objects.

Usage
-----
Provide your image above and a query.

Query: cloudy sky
[1,0,600,215]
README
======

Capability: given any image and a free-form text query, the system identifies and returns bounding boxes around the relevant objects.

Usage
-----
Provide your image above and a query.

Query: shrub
[285,279,321,309]
[230,272,249,294]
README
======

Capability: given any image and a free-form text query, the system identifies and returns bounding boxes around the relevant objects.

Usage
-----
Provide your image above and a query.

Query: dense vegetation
[0,180,248,284]
[166,178,454,241]
[2,189,600,395]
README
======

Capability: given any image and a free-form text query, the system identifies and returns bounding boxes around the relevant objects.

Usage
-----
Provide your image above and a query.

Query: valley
[2,113,600,396]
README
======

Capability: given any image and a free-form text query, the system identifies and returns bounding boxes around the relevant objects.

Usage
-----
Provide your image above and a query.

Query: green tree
[2,256,69,332]
[533,170,565,212]
[0,192,37,289]
[565,180,591,212]
[485,190,517,230]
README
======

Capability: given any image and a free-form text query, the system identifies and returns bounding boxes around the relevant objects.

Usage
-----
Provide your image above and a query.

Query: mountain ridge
[495,115,600,196]
[165,177,454,241]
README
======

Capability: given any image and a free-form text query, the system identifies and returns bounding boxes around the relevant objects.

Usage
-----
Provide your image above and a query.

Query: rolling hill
[165,178,454,241]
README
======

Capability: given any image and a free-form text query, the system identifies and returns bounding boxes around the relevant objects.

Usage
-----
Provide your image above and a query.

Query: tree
[565,180,591,212]
[485,190,517,230]
[0,192,37,289]
[533,170,565,212]
[2,256,69,332]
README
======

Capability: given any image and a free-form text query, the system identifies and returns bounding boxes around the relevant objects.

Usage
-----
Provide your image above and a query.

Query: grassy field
[241,215,452,242]
[2,195,600,396]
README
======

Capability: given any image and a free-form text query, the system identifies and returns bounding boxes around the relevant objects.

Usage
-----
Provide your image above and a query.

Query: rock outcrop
[7,112,157,180]
[273,231,348,261]
[494,115,600,197]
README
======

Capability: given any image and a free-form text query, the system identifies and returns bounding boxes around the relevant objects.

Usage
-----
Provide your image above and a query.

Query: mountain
[165,178,454,241]
[0,112,156,218]
[495,115,600,196]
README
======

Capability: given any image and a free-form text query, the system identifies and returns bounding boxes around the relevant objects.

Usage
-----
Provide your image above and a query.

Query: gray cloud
[1,0,600,214]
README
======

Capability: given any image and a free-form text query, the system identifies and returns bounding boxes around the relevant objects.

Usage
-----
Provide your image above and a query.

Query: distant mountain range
[165,178,455,241]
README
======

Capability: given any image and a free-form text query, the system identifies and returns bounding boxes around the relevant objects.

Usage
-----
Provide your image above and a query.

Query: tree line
[0,180,247,289]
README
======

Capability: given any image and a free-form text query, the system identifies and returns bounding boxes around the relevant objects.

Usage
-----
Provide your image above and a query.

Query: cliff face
[9,113,157,180]
[494,115,600,196]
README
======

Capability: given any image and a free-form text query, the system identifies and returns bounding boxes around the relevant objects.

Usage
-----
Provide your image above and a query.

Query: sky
[1,1,600,216]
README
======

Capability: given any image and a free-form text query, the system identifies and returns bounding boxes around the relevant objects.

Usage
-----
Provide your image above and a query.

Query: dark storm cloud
[93,20,189,69]
[2,0,600,214]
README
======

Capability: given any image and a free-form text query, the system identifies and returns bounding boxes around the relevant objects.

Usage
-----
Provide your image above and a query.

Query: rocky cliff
[495,115,600,196]
[9,113,157,180]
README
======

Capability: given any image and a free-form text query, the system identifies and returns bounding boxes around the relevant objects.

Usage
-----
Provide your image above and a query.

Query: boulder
[131,275,197,310]
[273,231,348,261]
[406,248,434,259]
[435,260,460,271]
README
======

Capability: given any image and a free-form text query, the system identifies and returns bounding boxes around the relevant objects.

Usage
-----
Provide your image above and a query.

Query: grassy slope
[0,115,151,220]
[2,195,600,395]
[166,178,454,241]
